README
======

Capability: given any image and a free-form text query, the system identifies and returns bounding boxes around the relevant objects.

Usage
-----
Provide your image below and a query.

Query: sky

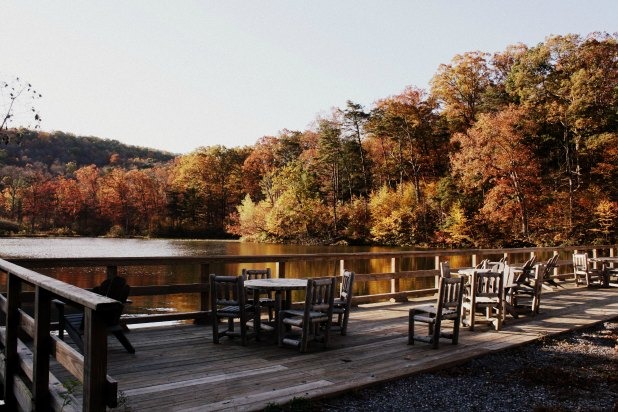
[2,1,617,154]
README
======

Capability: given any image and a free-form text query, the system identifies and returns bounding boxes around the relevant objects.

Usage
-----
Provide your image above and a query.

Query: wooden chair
[461,271,504,331]
[56,276,135,354]
[439,261,451,278]
[278,277,336,352]
[541,254,561,289]
[572,253,605,287]
[408,276,465,348]
[331,271,354,336]
[505,264,544,318]
[242,268,276,322]
[210,274,260,346]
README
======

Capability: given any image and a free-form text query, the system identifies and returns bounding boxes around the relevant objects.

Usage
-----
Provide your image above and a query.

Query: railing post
[434,255,440,288]
[592,248,599,269]
[277,261,286,279]
[390,257,397,295]
[471,254,477,268]
[3,273,21,410]
[32,286,51,409]
[197,263,210,325]
[106,265,118,280]
[82,307,110,412]
[553,250,559,278]
[339,259,345,276]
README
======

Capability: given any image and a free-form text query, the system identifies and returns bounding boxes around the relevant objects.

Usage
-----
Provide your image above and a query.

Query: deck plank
[62,285,617,411]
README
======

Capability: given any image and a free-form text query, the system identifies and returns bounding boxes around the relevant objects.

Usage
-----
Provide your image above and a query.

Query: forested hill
[0,130,176,171]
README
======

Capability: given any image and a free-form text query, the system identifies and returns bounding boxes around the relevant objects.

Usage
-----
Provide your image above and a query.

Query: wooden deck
[68,285,618,411]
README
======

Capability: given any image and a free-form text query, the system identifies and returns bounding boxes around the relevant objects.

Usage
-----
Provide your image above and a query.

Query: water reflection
[0,238,410,315]
[0,238,575,316]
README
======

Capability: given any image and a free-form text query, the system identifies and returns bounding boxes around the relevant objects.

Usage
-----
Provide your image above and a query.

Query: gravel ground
[273,320,618,412]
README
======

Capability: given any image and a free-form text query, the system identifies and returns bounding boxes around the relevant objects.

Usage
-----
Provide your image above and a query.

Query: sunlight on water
[0,237,411,315]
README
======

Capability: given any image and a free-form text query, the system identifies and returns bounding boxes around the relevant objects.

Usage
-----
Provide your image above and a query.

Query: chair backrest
[242,268,271,280]
[437,276,465,312]
[541,255,559,280]
[476,259,490,269]
[546,254,559,269]
[530,263,544,290]
[339,270,355,302]
[573,253,589,272]
[471,271,503,298]
[304,277,336,315]
[439,261,451,278]
[503,263,514,285]
[92,276,130,304]
[522,255,536,270]
[210,274,245,309]
[488,261,506,273]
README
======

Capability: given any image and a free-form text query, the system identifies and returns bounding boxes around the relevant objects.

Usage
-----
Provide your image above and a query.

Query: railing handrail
[0,258,120,311]
[5,244,615,267]
[0,258,121,411]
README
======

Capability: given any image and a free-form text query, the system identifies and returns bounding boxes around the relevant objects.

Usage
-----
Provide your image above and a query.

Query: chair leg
[240,313,247,346]
[322,320,331,349]
[254,308,261,342]
[452,316,461,345]
[432,318,441,349]
[277,315,284,347]
[408,310,415,345]
[212,314,220,343]
[112,330,135,354]
[300,321,310,353]
[341,310,349,336]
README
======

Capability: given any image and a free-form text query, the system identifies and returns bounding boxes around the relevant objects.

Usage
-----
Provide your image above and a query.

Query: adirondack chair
[331,271,354,336]
[541,254,561,289]
[572,253,605,287]
[439,261,452,278]
[210,274,260,345]
[278,277,336,352]
[461,271,504,331]
[56,276,135,354]
[505,264,544,317]
[242,268,276,322]
[408,276,465,348]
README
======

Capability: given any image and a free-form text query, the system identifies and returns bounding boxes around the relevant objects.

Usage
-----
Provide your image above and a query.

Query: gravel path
[275,320,618,412]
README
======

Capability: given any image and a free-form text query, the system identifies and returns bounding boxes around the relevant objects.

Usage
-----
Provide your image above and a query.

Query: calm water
[0,238,552,315]
[0,237,412,315]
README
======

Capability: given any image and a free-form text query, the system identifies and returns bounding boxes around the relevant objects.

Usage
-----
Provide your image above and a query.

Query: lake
[0,237,414,316]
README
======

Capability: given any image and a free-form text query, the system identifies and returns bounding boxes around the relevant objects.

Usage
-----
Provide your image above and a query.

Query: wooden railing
[0,258,120,412]
[6,244,616,321]
[1,244,615,410]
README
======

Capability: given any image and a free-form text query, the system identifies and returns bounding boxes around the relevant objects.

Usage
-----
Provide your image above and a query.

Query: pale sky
[2,1,616,154]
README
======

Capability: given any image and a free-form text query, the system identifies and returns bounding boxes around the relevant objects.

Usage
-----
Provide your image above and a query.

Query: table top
[244,278,308,290]
[589,257,618,263]
[456,268,497,276]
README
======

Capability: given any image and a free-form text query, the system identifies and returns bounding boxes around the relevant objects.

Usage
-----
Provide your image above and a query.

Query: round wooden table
[244,278,308,337]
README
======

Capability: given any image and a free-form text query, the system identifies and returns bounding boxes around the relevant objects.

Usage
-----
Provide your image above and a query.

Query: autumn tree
[366,87,445,201]
[53,176,85,231]
[451,106,539,240]
[171,145,247,235]
[430,51,492,132]
[21,170,55,232]
[369,182,430,246]
[506,33,618,231]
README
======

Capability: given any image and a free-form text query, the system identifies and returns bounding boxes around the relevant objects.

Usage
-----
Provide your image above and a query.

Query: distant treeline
[1,33,616,247]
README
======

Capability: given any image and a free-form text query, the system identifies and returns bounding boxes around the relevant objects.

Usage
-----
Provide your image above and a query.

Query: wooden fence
[0,244,615,410]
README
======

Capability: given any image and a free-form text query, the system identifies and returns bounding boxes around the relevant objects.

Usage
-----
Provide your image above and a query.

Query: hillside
[0,130,176,172]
